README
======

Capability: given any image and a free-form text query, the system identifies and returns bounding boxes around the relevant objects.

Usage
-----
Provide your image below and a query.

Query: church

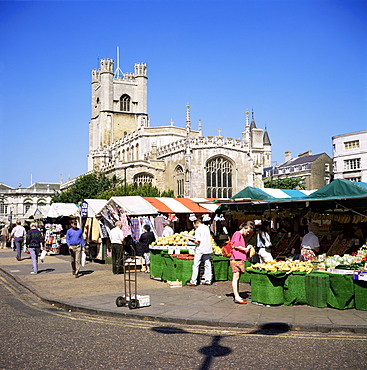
[87,57,272,198]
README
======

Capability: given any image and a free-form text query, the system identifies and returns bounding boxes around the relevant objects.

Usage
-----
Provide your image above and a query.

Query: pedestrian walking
[66,220,85,278]
[26,223,44,274]
[0,224,9,249]
[10,220,26,261]
[138,224,156,273]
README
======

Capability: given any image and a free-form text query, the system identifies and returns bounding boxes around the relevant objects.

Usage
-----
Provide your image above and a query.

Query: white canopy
[47,203,80,218]
[83,199,108,217]
[100,196,159,216]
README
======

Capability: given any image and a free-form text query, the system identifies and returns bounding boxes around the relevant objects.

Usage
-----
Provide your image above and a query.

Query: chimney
[285,151,292,162]
[298,150,312,158]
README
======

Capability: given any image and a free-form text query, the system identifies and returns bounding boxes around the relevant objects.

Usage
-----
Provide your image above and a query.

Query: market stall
[44,203,80,254]
[217,179,367,310]
[81,199,108,261]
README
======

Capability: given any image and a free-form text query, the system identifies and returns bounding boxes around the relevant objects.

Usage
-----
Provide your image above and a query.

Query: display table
[247,269,366,310]
[150,249,231,285]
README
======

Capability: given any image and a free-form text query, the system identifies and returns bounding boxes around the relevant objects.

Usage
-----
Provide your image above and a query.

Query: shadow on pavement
[249,322,290,335]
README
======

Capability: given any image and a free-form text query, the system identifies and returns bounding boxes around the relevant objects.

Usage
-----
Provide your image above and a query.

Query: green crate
[327,273,354,310]
[283,273,307,306]
[250,272,286,305]
[354,280,367,311]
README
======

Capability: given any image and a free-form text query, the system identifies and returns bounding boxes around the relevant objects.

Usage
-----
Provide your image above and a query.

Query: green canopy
[306,179,367,199]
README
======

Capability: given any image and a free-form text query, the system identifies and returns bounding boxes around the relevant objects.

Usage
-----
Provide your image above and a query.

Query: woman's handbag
[221,240,234,258]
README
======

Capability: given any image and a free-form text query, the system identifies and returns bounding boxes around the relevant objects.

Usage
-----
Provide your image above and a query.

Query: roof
[231,186,314,201]
[279,153,324,168]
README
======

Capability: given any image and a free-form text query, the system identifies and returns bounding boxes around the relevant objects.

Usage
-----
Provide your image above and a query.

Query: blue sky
[0,0,366,189]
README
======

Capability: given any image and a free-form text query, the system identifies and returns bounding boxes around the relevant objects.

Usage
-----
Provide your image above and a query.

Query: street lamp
[124,164,135,196]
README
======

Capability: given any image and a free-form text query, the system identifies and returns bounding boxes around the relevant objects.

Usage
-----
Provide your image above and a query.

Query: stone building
[332,130,367,182]
[263,150,333,190]
[85,58,272,198]
[0,182,60,224]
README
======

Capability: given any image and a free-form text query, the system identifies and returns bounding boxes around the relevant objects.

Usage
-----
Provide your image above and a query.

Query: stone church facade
[87,58,272,198]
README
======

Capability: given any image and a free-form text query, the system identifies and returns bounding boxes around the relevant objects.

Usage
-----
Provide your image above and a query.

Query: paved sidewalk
[1,248,367,333]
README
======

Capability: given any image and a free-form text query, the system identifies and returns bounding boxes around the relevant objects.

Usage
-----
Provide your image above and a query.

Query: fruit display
[151,229,220,253]
[250,260,314,274]
[151,230,195,247]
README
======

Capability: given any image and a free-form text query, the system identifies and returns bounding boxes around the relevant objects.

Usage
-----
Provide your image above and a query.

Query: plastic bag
[40,249,47,261]
[81,250,86,267]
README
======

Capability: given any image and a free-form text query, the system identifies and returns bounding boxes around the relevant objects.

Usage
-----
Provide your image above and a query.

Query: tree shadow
[151,327,232,369]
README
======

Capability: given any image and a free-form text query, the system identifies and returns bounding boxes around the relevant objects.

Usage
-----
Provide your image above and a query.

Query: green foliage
[96,182,174,199]
[263,177,306,190]
[52,172,175,203]
[51,172,122,204]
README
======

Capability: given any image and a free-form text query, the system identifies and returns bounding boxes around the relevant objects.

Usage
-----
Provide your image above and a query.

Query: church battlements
[154,135,249,158]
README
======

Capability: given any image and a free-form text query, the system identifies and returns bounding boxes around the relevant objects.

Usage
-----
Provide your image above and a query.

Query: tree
[51,172,122,204]
[263,177,306,190]
[96,183,174,199]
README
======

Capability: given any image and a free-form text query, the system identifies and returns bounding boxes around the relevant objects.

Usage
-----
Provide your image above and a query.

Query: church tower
[88,58,148,171]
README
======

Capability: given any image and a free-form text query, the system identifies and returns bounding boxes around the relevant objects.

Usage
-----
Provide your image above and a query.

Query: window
[206,157,232,198]
[344,158,361,171]
[0,202,7,215]
[333,161,337,172]
[325,163,330,172]
[24,201,33,213]
[344,140,359,150]
[133,173,153,188]
[347,177,361,182]
[120,94,131,112]
[174,166,184,197]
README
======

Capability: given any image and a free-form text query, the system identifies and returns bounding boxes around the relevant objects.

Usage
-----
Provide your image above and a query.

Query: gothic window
[206,157,232,198]
[174,165,184,197]
[120,94,131,112]
[134,173,153,188]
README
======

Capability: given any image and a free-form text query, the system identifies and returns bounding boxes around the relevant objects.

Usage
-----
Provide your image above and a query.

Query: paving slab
[1,248,367,333]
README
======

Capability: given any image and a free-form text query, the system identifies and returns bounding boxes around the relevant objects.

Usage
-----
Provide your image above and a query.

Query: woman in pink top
[230,223,254,304]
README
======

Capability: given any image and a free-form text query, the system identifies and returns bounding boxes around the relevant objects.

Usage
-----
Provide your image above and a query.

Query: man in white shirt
[10,220,26,261]
[300,222,320,262]
[187,219,212,286]
[110,221,125,274]
[162,220,174,238]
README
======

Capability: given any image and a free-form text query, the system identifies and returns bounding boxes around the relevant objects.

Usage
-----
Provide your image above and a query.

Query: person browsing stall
[187,218,212,286]
[230,223,254,304]
[300,222,320,262]
[257,221,273,263]
[66,220,85,278]
[110,221,125,274]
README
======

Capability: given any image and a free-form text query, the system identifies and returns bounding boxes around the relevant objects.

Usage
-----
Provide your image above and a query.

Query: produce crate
[212,256,229,281]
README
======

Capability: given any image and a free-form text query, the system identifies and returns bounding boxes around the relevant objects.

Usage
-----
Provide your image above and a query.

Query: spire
[186,102,191,131]
[245,109,250,131]
[263,124,271,145]
[114,46,123,79]
[198,119,202,135]
[250,108,257,130]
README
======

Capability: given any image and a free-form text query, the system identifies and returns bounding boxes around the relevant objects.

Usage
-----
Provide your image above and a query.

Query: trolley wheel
[115,296,126,307]
[128,298,139,309]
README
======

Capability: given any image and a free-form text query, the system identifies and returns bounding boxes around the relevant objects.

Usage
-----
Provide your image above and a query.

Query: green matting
[212,256,229,281]
[283,273,307,306]
[249,271,286,305]
[149,250,164,279]
[354,280,367,311]
[305,272,330,308]
[327,273,355,310]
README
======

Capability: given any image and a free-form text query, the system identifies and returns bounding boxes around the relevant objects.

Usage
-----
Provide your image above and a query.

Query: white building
[84,58,272,198]
[332,130,367,182]
[0,182,60,224]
